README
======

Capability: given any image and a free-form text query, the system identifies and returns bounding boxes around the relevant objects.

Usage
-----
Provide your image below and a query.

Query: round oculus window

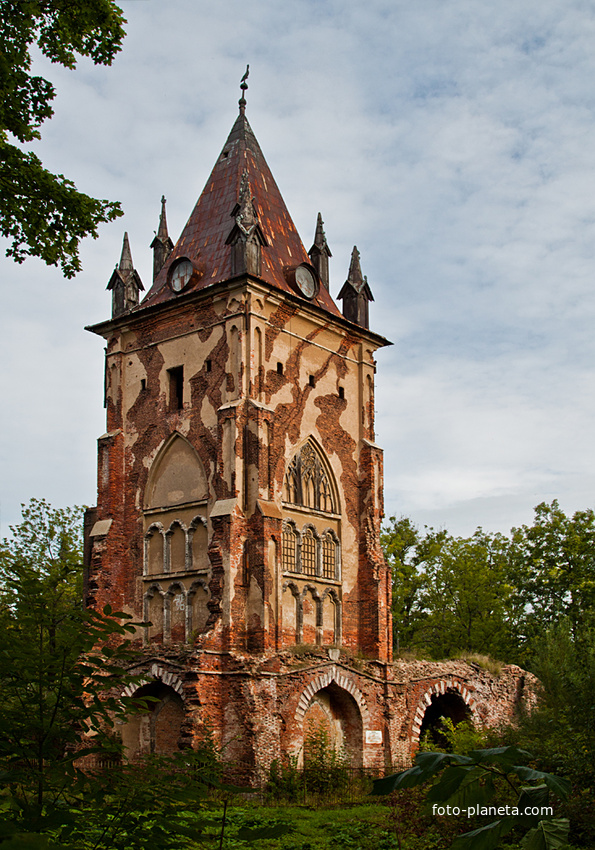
[295,264,317,299]
[169,259,193,292]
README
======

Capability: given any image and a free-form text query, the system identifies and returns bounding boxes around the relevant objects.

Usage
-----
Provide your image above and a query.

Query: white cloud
[2,0,595,537]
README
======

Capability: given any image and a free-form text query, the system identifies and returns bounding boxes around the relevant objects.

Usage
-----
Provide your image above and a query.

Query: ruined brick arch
[120,667,186,758]
[121,664,185,699]
[410,679,477,744]
[300,582,322,645]
[188,515,208,572]
[283,436,340,514]
[166,519,187,573]
[295,667,369,726]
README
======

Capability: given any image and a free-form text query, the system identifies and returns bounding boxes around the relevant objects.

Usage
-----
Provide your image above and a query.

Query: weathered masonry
[84,88,532,773]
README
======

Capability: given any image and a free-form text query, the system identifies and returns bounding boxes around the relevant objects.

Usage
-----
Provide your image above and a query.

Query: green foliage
[265,722,361,805]
[420,717,488,756]
[0,0,125,276]
[500,622,595,797]
[383,516,519,660]
[0,500,141,814]
[510,500,595,660]
[384,501,595,666]
[373,747,570,850]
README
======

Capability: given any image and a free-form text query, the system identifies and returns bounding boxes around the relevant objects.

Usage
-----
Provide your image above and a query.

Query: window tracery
[283,441,337,513]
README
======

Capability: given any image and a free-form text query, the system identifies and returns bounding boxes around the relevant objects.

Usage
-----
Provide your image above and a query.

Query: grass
[206,791,485,849]
[454,653,503,675]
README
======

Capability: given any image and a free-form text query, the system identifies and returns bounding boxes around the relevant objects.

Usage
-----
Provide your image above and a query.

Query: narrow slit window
[141,378,147,391]
[338,386,344,399]
[309,375,315,387]
[206,359,212,373]
[277,362,283,375]
[168,366,184,411]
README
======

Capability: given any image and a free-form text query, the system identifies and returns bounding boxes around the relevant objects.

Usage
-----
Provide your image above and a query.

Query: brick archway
[122,663,184,699]
[411,678,476,744]
[296,665,369,725]
[295,666,368,768]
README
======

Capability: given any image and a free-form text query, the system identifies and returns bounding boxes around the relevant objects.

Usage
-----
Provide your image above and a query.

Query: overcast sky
[1,0,595,539]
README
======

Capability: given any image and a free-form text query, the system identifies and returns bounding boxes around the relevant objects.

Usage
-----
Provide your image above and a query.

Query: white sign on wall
[365,730,382,744]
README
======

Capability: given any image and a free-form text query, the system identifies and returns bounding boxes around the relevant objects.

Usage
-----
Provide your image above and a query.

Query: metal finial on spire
[239,64,249,114]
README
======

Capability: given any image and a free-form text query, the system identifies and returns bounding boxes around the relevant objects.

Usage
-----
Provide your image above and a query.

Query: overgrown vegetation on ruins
[1,498,594,848]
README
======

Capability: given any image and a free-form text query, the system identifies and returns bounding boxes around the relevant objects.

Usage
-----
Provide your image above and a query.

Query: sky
[1,0,595,539]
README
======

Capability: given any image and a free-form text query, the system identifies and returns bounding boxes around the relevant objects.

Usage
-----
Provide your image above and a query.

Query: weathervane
[239,64,249,114]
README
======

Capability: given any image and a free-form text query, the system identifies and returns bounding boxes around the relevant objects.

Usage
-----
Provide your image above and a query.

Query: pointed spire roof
[107,232,144,292]
[338,246,373,301]
[151,195,173,248]
[119,231,133,271]
[141,109,340,316]
[310,212,332,257]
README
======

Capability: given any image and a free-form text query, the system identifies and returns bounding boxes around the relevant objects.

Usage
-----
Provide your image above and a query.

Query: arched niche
[188,579,211,637]
[322,589,340,645]
[144,585,164,643]
[283,438,340,514]
[418,689,472,749]
[145,434,208,509]
[166,582,186,643]
[301,682,363,767]
[121,681,184,759]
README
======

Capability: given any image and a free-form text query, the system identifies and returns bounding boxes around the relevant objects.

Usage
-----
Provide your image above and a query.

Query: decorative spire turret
[239,64,249,115]
[107,232,144,318]
[337,246,374,329]
[150,196,174,281]
[308,212,332,290]
[226,168,267,276]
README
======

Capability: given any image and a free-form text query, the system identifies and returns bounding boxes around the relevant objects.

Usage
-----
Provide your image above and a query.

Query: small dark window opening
[168,366,184,411]
[141,378,147,391]
[206,359,212,373]
[277,362,283,375]
[309,375,315,387]
[338,386,344,399]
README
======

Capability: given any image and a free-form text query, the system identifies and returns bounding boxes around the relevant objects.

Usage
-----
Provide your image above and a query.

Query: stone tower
[84,94,529,771]
[86,94,391,655]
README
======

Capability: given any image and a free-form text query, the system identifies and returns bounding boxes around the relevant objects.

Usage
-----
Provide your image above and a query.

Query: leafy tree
[510,501,595,656]
[0,499,140,816]
[381,516,440,652]
[383,517,518,661]
[418,529,519,660]
[0,0,125,277]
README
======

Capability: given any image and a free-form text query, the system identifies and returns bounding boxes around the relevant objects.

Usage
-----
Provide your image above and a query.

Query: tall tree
[511,500,595,654]
[383,517,519,661]
[0,499,138,814]
[0,0,125,277]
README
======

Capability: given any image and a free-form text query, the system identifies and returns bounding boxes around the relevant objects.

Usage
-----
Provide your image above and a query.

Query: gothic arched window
[322,531,337,580]
[283,440,337,514]
[301,527,317,576]
[282,522,298,572]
